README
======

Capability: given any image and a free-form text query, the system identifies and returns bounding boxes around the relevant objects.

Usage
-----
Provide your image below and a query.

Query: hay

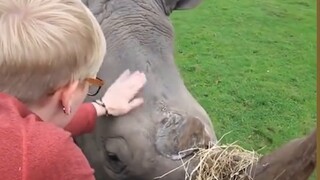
[189,142,261,180]
[154,132,262,180]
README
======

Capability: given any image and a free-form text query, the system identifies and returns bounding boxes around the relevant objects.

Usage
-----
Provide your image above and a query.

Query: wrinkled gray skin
[75,0,217,179]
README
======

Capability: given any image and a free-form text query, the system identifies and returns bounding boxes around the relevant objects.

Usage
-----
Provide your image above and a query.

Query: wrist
[91,102,107,117]
[92,98,113,117]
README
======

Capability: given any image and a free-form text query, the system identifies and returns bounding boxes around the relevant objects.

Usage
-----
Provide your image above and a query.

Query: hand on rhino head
[93,69,147,117]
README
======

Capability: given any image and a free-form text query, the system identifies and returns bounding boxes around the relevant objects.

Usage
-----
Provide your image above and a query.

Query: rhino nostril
[155,113,211,160]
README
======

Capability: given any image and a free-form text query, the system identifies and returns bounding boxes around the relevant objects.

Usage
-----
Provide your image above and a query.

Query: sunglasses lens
[85,77,103,96]
[88,85,99,96]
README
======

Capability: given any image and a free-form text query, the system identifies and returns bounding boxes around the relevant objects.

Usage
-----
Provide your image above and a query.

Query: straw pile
[154,133,262,180]
[187,142,261,180]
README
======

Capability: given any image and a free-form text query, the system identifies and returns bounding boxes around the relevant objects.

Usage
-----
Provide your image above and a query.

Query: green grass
[170,0,316,158]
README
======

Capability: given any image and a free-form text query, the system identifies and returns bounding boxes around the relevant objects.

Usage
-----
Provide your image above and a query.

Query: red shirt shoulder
[0,116,95,180]
[0,93,95,180]
[26,121,95,180]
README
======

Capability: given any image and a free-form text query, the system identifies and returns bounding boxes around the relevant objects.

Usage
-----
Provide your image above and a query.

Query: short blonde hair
[0,0,106,103]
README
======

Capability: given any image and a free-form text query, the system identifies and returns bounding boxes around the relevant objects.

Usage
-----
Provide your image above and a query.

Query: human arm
[65,69,146,136]
[64,101,110,137]
[64,102,98,136]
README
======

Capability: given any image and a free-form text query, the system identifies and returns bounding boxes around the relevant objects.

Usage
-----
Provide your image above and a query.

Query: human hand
[99,69,146,116]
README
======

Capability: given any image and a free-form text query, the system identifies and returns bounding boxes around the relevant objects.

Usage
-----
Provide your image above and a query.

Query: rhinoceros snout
[155,112,211,160]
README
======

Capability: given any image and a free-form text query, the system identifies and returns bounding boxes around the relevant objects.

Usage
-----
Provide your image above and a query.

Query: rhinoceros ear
[173,0,203,10]
[163,0,203,15]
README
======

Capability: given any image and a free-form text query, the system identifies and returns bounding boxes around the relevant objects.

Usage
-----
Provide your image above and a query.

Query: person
[0,0,146,179]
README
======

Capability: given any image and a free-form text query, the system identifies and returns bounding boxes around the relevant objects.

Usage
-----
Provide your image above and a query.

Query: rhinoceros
[75,0,316,179]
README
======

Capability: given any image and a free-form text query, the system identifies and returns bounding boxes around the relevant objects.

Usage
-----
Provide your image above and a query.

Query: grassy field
[170,0,316,157]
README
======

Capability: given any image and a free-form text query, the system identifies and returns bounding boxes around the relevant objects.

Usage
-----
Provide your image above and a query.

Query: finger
[128,70,141,79]
[132,73,147,90]
[128,98,144,110]
[139,72,147,85]
[118,70,140,86]
[126,72,147,90]
[122,81,146,101]
[115,69,131,83]
[132,76,147,93]
[125,76,147,100]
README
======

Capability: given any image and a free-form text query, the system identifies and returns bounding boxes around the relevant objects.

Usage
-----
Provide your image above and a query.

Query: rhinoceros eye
[107,152,120,162]
[103,137,130,174]
[105,151,126,173]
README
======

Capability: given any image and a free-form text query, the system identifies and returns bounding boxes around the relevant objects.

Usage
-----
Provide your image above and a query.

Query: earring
[63,107,71,115]
[63,107,67,114]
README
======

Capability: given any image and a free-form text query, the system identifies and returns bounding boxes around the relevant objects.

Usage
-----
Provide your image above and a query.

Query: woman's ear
[60,80,80,115]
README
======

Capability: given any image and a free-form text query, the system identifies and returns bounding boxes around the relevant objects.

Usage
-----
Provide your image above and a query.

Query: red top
[0,93,97,180]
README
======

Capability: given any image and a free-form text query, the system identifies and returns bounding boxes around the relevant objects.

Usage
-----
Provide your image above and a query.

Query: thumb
[129,98,144,110]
